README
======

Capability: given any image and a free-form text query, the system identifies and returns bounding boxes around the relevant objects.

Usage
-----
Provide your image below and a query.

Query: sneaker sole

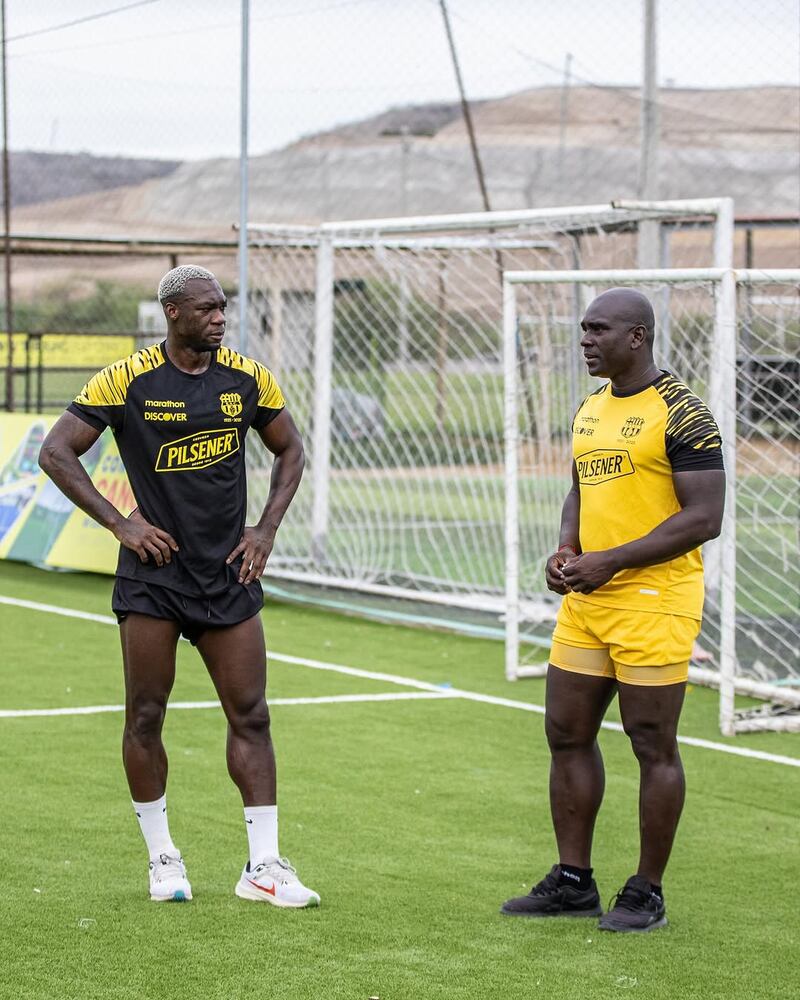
[150,889,192,902]
[235,881,320,908]
[598,915,668,933]
[500,906,602,919]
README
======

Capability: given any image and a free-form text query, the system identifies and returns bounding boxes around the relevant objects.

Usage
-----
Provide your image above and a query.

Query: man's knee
[545,711,598,753]
[228,697,271,741]
[125,697,168,744]
[624,719,679,765]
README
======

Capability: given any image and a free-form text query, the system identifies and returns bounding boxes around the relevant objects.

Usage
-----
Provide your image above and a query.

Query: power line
[8,0,380,56]
[8,0,159,44]
[439,0,781,136]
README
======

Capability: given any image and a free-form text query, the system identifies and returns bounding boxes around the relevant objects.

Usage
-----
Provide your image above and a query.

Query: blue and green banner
[0,413,128,575]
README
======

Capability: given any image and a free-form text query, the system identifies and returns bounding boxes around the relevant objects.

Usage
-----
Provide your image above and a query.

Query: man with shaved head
[39,265,319,908]
[501,287,725,932]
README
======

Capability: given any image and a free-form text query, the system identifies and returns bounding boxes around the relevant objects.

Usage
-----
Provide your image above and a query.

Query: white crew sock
[244,805,279,866]
[132,794,179,860]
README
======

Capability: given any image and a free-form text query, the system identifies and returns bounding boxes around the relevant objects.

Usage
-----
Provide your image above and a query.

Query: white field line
[0,691,454,719]
[2,593,799,769]
[0,595,118,625]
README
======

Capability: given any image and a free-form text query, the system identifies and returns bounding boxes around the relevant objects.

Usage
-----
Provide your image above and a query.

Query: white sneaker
[235,858,320,908]
[148,853,192,902]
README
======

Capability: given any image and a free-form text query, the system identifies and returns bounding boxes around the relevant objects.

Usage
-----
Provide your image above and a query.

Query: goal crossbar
[249,198,731,238]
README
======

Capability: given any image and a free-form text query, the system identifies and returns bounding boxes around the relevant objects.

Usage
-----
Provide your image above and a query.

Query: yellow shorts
[550,594,699,686]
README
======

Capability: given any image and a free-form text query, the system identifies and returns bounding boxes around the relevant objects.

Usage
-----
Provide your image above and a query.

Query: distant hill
[295,85,798,152]
[5,150,180,209]
[292,101,469,147]
[10,86,799,237]
[436,85,799,151]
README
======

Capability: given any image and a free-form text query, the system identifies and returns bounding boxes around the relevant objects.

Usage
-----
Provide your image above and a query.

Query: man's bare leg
[120,614,190,901]
[501,664,617,917]
[198,613,319,907]
[617,680,687,886]
[120,614,180,801]
[196,613,275,805]
[545,664,617,867]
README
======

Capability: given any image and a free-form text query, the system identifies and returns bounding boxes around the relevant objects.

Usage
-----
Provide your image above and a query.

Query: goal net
[244,200,731,627]
[240,199,797,733]
[503,267,800,735]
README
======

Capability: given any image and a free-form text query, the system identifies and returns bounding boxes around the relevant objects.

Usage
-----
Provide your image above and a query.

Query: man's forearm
[255,448,305,533]
[606,507,720,572]
[39,446,124,533]
[558,487,581,553]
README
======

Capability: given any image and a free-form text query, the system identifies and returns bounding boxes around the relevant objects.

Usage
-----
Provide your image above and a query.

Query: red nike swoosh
[247,878,276,896]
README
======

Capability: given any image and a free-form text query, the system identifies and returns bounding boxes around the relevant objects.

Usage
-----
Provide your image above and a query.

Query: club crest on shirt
[620,416,645,439]
[220,392,243,418]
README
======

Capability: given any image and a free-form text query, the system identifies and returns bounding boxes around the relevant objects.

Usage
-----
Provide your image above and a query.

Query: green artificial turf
[1,561,798,1000]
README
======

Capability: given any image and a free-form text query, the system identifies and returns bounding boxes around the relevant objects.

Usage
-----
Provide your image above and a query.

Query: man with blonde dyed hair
[39,265,319,908]
[501,288,725,932]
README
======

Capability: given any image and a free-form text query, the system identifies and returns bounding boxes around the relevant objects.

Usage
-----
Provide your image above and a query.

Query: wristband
[557,544,577,555]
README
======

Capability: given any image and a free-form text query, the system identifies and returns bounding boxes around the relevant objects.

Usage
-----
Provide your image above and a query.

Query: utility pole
[439,0,492,214]
[638,0,660,267]
[380,124,433,362]
[380,124,434,216]
[237,0,250,354]
[400,125,410,217]
[1,0,12,411]
[557,52,573,180]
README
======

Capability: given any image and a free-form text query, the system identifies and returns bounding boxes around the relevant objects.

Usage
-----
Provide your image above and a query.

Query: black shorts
[112,577,264,645]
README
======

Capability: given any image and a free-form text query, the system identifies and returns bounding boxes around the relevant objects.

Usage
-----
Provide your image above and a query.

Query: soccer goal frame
[245,198,797,733]
[502,266,800,736]
[245,197,736,612]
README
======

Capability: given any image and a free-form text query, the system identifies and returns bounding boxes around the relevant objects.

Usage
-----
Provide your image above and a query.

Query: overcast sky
[5,0,799,160]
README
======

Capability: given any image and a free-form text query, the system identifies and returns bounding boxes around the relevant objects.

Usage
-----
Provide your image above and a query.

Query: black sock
[558,864,593,891]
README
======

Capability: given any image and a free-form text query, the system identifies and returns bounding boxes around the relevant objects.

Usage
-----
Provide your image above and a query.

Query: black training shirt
[68,342,285,596]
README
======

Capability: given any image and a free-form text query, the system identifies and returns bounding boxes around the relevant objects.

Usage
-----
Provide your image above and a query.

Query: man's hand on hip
[113,509,179,566]
[227,526,276,585]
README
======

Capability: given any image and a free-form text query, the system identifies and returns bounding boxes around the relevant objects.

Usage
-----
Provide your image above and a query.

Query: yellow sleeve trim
[216,346,285,409]
[657,376,721,451]
[73,344,164,406]
[254,362,285,409]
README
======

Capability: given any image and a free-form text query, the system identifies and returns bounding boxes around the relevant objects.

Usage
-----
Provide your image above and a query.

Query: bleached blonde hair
[157,264,217,304]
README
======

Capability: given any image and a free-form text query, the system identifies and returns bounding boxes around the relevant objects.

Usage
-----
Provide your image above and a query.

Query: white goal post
[244,197,734,612]
[502,267,800,735]
[242,198,798,734]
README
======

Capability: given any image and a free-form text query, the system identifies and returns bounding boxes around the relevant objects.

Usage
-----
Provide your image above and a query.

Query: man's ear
[630,323,647,350]
[164,301,180,322]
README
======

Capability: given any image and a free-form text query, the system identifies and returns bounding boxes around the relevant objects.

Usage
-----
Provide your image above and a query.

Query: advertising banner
[0,413,128,575]
[0,334,136,368]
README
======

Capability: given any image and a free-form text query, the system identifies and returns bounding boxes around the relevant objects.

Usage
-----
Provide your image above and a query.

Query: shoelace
[253,857,298,884]
[607,883,653,913]
[530,869,562,896]
[152,853,185,882]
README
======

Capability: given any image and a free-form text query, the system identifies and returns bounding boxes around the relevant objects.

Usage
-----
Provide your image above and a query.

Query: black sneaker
[598,875,667,932]
[500,865,602,918]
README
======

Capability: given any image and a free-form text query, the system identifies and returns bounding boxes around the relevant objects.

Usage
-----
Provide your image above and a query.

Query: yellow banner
[0,412,126,574]
[0,333,27,367]
[0,334,136,368]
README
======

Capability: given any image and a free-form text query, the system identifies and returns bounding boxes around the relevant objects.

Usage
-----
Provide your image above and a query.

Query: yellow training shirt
[571,371,724,620]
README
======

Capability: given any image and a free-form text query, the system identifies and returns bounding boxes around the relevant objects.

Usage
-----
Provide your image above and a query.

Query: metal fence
[2,218,798,413]
[0,236,237,411]
[3,3,798,227]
